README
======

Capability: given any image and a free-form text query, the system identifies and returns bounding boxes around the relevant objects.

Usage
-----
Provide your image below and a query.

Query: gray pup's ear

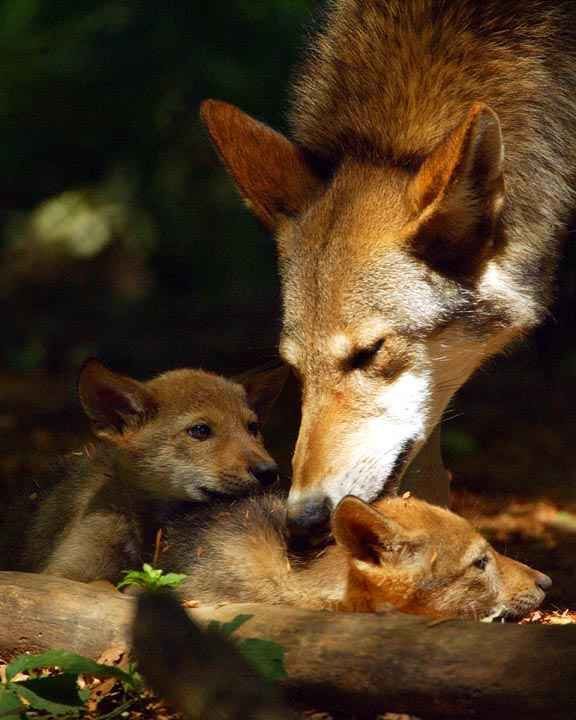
[236,363,290,424]
[78,358,157,438]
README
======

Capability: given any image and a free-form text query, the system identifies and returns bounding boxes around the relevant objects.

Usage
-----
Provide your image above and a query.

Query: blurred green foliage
[0,0,314,374]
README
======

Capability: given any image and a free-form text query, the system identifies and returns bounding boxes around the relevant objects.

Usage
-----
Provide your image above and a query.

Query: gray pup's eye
[473,554,490,571]
[247,421,260,437]
[186,423,212,440]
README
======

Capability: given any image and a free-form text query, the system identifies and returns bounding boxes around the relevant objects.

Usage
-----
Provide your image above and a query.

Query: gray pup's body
[22,446,178,583]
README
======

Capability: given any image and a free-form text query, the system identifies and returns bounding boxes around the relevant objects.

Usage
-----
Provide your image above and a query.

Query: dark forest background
[1,0,576,499]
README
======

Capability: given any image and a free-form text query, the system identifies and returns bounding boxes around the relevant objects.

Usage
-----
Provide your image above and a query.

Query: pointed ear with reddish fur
[200,99,324,230]
[332,496,423,566]
[237,363,289,425]
[408,102,505,276]
[78,359,157,438]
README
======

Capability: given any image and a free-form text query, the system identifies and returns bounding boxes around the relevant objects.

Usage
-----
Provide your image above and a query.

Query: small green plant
[0,649,136,719]
[117,563,187,592]
[207,614,287,683]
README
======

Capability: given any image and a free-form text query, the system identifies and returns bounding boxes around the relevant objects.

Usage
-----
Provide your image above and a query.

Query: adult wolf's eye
[186,423,212,440]
[247,421,260,437]
[473,554,490,571]
[348,338,385,371]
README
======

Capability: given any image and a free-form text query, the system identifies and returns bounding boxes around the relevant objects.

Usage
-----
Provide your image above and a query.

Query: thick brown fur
[163,493,550,620]
[200,1,576,522]
[20,360,281,583]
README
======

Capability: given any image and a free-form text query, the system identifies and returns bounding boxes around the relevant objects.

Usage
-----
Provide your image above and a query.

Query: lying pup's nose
[535,571,552,591]
[249,462,278,487]
[287,496,332,546]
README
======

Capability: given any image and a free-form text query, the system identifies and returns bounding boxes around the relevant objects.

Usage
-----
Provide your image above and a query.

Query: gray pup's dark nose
[535,571,552,591]
[287,496,332,542]
[249,462,278,487]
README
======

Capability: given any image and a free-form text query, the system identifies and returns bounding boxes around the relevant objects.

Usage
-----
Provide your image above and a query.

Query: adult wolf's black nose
[535,571,552,591]
[249,462,278,487]
[287,495,332,549]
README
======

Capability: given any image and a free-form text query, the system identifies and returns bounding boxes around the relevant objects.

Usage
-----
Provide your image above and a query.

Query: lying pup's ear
[78,358,157,438]
[237,363,290,425]
[332,496,424,567]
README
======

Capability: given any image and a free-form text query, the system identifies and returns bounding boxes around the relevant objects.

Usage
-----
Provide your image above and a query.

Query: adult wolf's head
[200,100,539,539]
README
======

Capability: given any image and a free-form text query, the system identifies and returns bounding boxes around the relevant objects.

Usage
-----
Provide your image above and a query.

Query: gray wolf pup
[22,359,283,582]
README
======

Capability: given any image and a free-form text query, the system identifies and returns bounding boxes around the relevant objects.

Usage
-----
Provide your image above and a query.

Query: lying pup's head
[333,495,550,620]
[78,359,286,501]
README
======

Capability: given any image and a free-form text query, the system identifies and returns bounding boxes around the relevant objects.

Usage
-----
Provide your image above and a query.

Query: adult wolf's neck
[292,0,573,163]
[290,0,576,303]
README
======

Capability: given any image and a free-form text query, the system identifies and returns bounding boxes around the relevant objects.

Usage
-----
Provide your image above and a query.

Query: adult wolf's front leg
[400,424,451,507]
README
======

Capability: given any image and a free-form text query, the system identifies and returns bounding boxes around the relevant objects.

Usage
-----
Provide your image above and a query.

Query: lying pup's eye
[247,421,260,437]
[186,423,212,440]
[348,338,385,371]
[473,554,490,571]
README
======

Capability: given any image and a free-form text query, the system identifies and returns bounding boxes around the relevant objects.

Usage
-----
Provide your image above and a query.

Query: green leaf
[237,638,287,683]
[116,571,145,590]
[0,686,24,719]
[13,683,82,716]
[117,565,187,591]
[122,664,144,693]
[207,614,253,639]
[156,572,187,588]
[18,674,86,711]
[204,615,286,683]
[6,649,132,684]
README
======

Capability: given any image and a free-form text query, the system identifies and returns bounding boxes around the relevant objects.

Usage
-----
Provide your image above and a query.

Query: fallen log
[1,571,576,719]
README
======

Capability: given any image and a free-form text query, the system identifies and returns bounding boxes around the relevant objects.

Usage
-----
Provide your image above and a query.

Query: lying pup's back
[22,360,283,583]
[165,492,346,609]
[164,493,551,620]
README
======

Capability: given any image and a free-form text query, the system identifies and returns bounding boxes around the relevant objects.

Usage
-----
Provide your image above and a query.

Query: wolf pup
[198,0,576,540]
[22,359,284,583]
[162,493,551,621]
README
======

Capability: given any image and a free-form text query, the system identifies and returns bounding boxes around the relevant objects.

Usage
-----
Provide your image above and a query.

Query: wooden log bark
[1,571,576,719]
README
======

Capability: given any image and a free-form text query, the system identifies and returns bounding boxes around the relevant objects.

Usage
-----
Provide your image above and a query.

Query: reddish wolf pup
[198,0,576,540]
[23,360,283,583]
[164,493,551,621]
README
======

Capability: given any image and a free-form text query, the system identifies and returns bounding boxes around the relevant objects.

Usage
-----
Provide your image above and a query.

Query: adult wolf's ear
[333,496,423,566]
[408,102,505,276]
[236,362,290,425]
[78,359,157,438]
[200,99,324,230]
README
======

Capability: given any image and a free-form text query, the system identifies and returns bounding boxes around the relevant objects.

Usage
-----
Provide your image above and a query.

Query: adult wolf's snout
[286,495,332,548]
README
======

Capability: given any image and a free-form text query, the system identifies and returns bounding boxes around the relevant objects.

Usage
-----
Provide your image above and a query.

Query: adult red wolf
[199,1,576,540]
